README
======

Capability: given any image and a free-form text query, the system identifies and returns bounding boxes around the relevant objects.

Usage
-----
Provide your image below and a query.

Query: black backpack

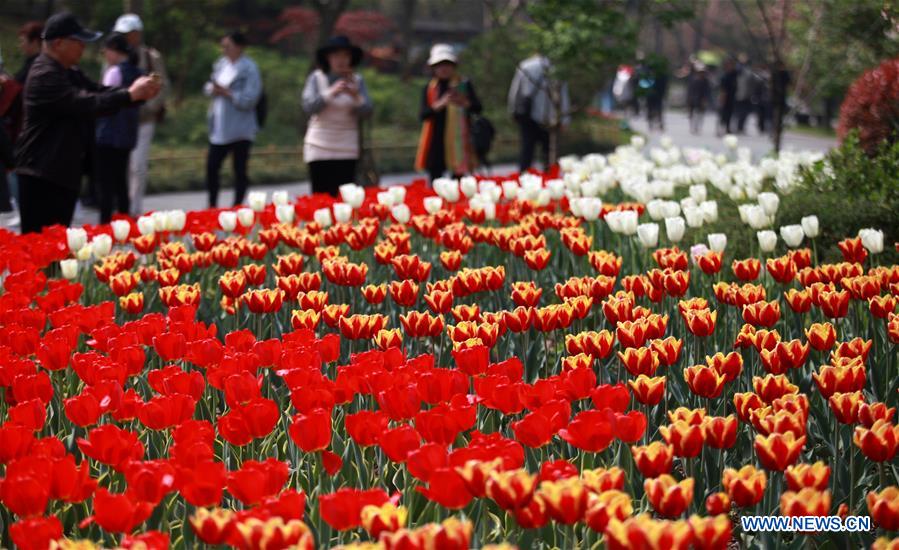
[255,89,268,128]
[471,115,495,156]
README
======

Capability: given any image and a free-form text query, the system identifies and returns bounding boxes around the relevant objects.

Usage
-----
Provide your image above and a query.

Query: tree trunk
[398,0,418,80]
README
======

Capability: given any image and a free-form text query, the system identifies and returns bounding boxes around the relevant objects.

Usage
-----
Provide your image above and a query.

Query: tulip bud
[576,198,603,221]
[708,233,727,253]
[167,210,186,231]
[377,191,394,206]
[75,245,92,261]
[110,219,131,242]
[391,204,411,224]
[757,230,777,253]
[700,200,718,223]
[858,228,884,254]
[689,185,707,203]
[546,179,565,200]
[460,176,478,198]
[275,204,295,224]
[247,191,267,212]
[271,190,289,206]
[779,225,804,248]
[683,206,704,228]
[313,208,332,227]
[237,207,255,227]
[333,202,353,224]
[151,210,169,232]
[502,180,519,199]
[60,259,79,279]
[434,178,460,202]
[637,223,659,248]
[665,216,685,243]
[746,205,770,229]
[218,211,237,232]
[757,192,779,216]
[723,134,739,149]
[801,215,819,238]
[137,215,155,236]
[90,234,113,258]
[388,185,406,205]
[419,196,440,215]
[66,227,87,252]
[631,135,645,148]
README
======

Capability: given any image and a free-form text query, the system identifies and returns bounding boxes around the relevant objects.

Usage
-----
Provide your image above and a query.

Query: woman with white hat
[301,35,372,196]
[414,43,482,182]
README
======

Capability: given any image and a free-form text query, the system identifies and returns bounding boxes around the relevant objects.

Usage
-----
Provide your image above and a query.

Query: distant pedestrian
[752,60,771,133]
[204,31,262,208]
[302,35,372,196]
[717,59,738,136]
[508,53,570,171]
[113,13,168,217]
[686,63,712,135]
[95,33,142,223]
[14,12,159,234]
[415,44,482,182]
[644,56,668,132]
[735,55,754,133]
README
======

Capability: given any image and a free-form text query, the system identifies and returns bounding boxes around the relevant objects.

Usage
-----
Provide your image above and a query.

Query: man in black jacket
[15,12,159,234]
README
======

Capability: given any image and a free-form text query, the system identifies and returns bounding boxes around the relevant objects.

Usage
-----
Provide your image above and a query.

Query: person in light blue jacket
[203,31,261,208]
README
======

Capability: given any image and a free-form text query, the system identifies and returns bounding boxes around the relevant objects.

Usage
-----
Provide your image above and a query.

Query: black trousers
[0,170,12,212]
[735,99,752,132]
[18,174,79,234]
[517,117,549,172]
[206,140,251,208]
[95,146,130,224]
[308,159,357,197]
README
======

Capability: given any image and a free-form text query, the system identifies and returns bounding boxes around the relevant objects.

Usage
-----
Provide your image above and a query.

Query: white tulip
[66,228,87,253]
[637,222,659,248]
[700,201,718,223]
[313,207,332,227]
[151,211,168,232]
[535,189,551,207]
[757,230,777,252]
[218,211,237,232]
[60,259,79,280]
[110,219,131,242]
[708,233,727,252]
[247,191,267,212]
[377,191,395,206]
[746,205,770,229]
[683,205,704,228]
[757,192,779,216]
[167,210,186,232]
[801,215,819,238]
[576,198,603,221]
[333,202,353,224]
[237,207,255,227]
[646,199,666,221]
[75,245,92,261]
[502,180,519,200]
[272,190,289,206]
[460,176,478,198]
[388,185,407,205]
[339,184,365,208]
[546,179,566,200]
[90,234,113,258]
[482,202,496,221]
[723,134,739,149]
[137,215,156,236]
[630,135,646,149]
[859,228,884,254]
[691,243,710,263]
[779,224,804,248]
[275,204,295,224]
[660,135,673,149]
[391,204,411,224]
[665,216,685,243]
[689,184,707,203]
[434,178,460,202]
[423,197,443,215]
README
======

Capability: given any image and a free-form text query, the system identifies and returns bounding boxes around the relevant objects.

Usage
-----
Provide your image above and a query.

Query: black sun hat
[316,35,363,71]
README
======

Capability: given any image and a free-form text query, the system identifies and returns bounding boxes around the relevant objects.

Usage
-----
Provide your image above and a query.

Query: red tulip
[289,408,331,452]
[226,459,290,506]
[91,488,155,533]
[319,488,390,531]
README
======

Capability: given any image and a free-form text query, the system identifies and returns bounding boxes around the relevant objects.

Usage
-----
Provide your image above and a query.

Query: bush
[778,133,899,262]
[837,57,899,155]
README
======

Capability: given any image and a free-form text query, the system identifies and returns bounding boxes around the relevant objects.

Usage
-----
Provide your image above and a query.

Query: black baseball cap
[42,12,102,42]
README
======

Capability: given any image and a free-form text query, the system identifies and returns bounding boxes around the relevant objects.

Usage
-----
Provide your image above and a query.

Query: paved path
[627,109,835,158]
[64,163,520,228]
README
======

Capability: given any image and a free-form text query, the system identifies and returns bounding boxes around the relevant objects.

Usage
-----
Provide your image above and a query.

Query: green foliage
[778,133,899,262]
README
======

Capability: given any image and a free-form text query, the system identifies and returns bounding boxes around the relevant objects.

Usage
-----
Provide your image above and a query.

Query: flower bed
[0,139,897,550]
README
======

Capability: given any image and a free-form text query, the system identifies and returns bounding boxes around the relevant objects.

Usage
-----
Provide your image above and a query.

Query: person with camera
[415,44,482,183]
[301,35,373,196]
[14,12,160,234]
